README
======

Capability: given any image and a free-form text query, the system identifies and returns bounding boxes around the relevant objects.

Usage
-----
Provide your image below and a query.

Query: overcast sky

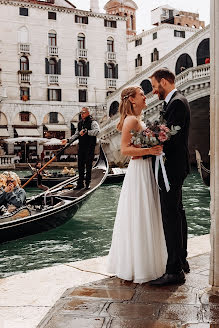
[72,0,210,32]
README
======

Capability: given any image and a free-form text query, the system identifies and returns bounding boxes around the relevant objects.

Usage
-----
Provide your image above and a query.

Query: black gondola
[0,146,108,244]
[195,150,210,187]
[20,167,126,187]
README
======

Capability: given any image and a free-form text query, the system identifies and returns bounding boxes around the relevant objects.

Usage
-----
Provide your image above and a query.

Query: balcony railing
[19,43,30,54]
[106,52,116,61]
[106,78,116,88]
[77,48,88,58]
[0,156,15,169]
[48,46,58,56]
[19,72,31,84]
[48,75,59,85]
[135,66,142,74]
[77,77,88,86]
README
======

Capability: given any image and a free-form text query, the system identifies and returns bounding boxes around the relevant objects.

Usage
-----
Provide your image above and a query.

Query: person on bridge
[62,107,100,190]
[149,68,191,286]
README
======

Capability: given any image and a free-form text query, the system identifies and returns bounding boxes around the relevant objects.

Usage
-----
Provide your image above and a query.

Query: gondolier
[62,107,100,190]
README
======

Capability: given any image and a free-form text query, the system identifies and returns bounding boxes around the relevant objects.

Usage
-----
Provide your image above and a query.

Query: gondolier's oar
[21,137,77,188]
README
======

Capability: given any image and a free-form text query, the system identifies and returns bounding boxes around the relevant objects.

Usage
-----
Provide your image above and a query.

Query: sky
[71,0,210,33]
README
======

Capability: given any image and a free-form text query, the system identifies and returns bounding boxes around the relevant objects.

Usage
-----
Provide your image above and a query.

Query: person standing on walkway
[62,107,100,190]
[149,68,191,286]
[107,86,167,283]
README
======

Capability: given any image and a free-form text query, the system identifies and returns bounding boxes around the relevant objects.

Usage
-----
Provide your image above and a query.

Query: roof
[104,0,138,11]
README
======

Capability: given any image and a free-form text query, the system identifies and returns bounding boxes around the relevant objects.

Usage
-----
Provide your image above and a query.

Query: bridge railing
[100,64,210,135]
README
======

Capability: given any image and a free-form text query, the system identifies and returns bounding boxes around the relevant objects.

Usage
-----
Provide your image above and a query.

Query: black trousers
[159,180,188,274]
[77,145,95,186]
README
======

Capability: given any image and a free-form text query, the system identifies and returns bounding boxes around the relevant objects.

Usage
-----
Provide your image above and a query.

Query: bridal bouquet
[130,119,181,192]
[130,119,181,147]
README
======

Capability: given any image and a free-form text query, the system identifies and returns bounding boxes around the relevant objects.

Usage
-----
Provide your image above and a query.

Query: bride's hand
[149,145,163,156]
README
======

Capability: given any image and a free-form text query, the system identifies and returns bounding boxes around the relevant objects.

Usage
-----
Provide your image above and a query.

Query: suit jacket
[160,91,190,185]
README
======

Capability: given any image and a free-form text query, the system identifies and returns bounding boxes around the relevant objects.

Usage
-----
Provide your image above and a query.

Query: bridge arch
[140,79,152,95]
[175,53,193,75]
[197,38,210,66]
[109,101,119,117]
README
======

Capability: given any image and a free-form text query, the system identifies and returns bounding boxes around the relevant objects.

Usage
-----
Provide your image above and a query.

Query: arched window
[151,48,159,62]
[197,38,210,66]
[78,33,85,49]
[130,15,134,30]
[20,56,29,70]
[135,54,142,67]
[140,80,152,95]
[107,37,114,52]
[49,58,57,74]
[48,32,57,46]
[109,101,119,117]
[175,53,193,75]
[124,13,128,28]
[18,26,29,43]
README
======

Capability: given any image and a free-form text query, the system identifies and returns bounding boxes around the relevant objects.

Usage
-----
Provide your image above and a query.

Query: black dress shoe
[182,260,190,273]
[149,270,185,286]
[85,185,91,190]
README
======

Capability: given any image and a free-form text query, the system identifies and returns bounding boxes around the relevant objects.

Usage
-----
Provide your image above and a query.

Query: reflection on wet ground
[40,252,219,328]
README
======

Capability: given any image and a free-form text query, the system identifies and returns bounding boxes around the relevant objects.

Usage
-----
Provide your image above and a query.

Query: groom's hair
[150,68,175,84]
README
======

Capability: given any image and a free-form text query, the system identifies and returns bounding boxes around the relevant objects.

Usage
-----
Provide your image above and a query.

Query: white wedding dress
[107,125,167,283]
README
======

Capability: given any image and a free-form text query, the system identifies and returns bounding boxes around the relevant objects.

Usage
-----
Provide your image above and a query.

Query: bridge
[99,25,210,165]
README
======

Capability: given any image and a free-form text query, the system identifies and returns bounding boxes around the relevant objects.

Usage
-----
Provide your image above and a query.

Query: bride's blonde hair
[117,86,141,131]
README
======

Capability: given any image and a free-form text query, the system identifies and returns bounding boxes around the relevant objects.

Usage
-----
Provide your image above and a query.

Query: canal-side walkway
[1,234,218,328]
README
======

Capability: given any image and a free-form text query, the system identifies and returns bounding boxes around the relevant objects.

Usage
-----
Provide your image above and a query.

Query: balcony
[106,52,116,62]
[135,66,142,74]
[48,75,59,85]
[18,71,31,84]
[106,78,116,88]
[77,48,88,59]
[77,77,88,87]
[48,46,58,57]
[18,43,30,54]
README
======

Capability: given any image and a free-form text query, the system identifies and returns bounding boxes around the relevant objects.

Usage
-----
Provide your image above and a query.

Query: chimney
[90,0,99,13]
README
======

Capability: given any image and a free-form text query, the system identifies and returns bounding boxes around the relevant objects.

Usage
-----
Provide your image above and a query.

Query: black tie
[160,101,167,117]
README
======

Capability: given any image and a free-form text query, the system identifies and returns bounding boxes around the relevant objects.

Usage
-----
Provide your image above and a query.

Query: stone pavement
[38,252,219,328]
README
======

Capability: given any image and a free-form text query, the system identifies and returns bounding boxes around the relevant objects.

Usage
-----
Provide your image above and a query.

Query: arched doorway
[140,80,152,95]
[197,38,210,66]
[175,53,193,75]
[109,101,119,117]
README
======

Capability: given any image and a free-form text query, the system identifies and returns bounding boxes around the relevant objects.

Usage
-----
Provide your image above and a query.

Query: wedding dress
[107,124,167,283]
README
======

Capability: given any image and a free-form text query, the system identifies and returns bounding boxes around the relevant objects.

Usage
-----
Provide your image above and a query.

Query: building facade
[0,0,206,159]
[0,0,128,158]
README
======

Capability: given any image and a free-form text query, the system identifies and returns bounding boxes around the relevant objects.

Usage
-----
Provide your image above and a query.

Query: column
[210,0,219,290]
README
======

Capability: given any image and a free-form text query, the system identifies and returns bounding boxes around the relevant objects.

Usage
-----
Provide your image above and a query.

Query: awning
[16,128,40,137]
[45,124,69,132]
[0,128,10,137]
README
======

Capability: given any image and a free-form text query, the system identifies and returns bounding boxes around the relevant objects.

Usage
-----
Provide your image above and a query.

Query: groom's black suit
[158,90,190,274]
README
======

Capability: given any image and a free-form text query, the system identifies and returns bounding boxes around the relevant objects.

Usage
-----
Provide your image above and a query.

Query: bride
[107,86,167,283]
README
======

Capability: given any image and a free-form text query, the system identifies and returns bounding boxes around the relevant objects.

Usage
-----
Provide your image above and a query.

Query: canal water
[0,169,210,278]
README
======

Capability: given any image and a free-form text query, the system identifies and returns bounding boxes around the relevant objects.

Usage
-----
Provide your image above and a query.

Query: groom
[149,68,191,286]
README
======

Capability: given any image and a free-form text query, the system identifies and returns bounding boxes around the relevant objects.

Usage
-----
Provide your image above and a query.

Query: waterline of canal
[0,169,210,278]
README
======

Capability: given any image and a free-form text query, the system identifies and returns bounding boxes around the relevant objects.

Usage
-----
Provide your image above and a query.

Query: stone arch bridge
[99,25,210,165]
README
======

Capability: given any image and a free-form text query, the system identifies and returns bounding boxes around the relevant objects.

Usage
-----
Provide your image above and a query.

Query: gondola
[0,146,108,244]
[195,150,210,187]
[20,172,76,188]
[104,167,127,184]
[20,167,126,187]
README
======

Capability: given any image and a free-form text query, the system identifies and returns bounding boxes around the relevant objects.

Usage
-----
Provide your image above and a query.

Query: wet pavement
[38,252,219,328]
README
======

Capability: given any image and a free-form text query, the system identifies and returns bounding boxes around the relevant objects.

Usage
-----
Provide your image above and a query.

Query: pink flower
[158,131,168,142]
[159,125,170,133]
